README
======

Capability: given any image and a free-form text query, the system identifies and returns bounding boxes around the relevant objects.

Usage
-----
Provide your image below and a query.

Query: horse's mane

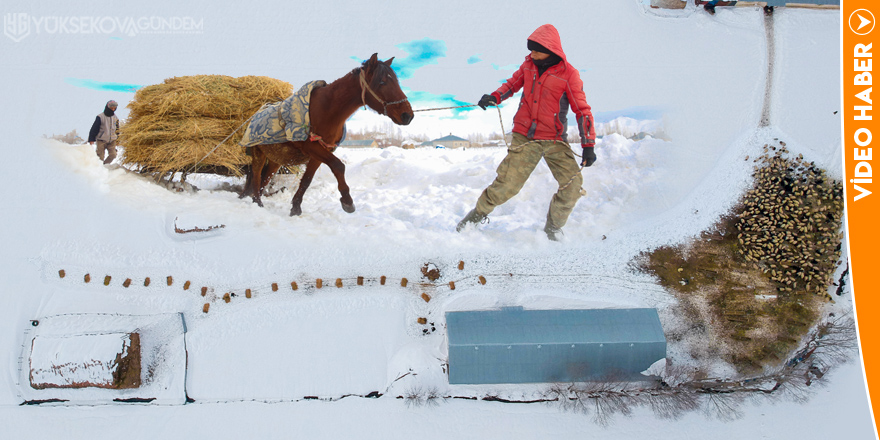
[348,59,394,78]
[325,59,394,90]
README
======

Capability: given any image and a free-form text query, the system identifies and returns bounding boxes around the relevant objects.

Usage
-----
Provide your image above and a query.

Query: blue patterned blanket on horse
[239,80,327,147]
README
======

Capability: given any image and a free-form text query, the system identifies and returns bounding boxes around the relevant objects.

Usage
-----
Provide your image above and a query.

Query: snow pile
[41,131,666,263]
[595,117,666,139]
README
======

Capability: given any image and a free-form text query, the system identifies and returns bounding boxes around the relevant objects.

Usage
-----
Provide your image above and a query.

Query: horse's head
[360,53,413,125]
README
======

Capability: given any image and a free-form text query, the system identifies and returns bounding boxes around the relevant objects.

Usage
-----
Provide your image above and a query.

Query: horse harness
[308,132,338,152]
[308,69,407,152]
[358,69,409,116]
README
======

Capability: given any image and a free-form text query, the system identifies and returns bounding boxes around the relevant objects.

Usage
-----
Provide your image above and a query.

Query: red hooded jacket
[490,24,596,147]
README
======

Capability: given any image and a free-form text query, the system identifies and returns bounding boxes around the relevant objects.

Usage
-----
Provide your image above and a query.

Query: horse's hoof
[290,206,302,216]
[252,197,263,208]
[340,196,356,213]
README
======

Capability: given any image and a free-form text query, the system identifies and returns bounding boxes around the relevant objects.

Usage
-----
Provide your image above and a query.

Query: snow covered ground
[0,1,874,438]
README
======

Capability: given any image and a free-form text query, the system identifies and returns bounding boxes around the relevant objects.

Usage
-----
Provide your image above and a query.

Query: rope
[559,165,585,193]
[412,104,479,113]
[191,70,397,173]
[359,69,409,115]
[189,104,269,174]
[413,104,510,149]
[413,102,586,194]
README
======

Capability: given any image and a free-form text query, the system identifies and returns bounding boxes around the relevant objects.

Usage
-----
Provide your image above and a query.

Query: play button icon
[850,9,875,35]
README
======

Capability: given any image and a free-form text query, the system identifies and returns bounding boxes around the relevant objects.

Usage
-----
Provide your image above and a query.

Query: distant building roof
[432,134,468,142]
[446,307,666,384]
[339,140,377,147]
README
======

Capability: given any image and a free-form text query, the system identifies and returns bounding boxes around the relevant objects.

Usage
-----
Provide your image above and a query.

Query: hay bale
[119,75,294,176]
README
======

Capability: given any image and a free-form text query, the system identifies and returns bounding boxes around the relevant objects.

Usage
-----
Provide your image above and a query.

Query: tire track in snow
[760,9,775,127]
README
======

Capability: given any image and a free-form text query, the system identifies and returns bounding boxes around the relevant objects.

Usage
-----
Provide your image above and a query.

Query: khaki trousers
[96,140,117,164]
[475,133,584,229]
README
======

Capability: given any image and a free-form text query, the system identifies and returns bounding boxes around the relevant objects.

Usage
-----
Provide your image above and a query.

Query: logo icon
[849,9,875,36]
[3,12,30,42]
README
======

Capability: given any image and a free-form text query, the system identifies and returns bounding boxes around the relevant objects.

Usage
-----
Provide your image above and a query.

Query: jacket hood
[527,24,566,62]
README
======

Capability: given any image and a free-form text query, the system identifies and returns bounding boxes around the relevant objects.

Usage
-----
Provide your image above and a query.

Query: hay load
[119,75,293,176]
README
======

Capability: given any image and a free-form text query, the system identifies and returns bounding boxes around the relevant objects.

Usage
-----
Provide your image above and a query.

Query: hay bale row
[119,75,293,176]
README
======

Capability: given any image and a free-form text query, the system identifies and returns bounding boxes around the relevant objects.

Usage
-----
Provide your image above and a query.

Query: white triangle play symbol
[857,14,872,31]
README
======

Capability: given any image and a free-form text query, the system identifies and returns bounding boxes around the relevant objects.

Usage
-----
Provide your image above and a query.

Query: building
[481,140,507,148]
[338,139,379,148]
[430,134,470,149]
[446,307,666,384]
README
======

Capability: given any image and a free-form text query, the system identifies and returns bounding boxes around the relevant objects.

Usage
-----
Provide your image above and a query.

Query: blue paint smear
[491,63,519,71]
[405,88,521,120]
[467,55,482,64]
[66,78,141,93]
[391,38,446,80]
[593,106,665,123]
[406,89,472,119]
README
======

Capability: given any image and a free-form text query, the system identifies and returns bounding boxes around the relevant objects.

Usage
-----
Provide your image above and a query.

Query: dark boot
[456,209,488,232]
[544,217,563,241]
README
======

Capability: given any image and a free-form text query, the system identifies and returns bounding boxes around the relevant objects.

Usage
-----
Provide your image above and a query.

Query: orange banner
[844,1,880,437]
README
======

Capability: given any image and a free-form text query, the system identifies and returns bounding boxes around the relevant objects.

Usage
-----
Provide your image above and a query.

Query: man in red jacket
[456,24,596,241]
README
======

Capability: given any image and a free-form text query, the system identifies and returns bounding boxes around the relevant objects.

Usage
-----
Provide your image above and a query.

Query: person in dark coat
[88,100,120,165]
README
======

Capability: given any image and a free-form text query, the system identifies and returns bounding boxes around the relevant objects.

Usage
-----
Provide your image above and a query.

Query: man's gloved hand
[581,146,596,167]
[478,94,497,110]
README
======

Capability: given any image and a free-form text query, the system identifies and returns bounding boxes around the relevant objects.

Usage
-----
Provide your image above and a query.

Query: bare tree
[701,391,745,421]
[468,132,486,146]
[538,314,857,425]
[643,389,700,420]
[403,386,442,408]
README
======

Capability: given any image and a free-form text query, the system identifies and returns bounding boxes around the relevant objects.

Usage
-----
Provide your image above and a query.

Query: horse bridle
[359,69,409,116]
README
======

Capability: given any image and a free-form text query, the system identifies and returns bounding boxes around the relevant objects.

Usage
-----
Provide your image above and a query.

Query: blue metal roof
[339,140,377,147]
[433,134,468,142]
[447,307,666,384]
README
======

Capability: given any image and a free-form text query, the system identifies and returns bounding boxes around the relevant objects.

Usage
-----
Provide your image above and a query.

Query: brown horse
[242,54,413,216]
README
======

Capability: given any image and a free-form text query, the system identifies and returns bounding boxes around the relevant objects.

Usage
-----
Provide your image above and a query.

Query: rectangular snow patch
[185,294,408,400]
[18,313,186,405]
[30,332,141,390]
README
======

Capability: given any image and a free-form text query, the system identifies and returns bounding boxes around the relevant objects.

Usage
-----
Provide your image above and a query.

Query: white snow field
[0,1,875,439]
